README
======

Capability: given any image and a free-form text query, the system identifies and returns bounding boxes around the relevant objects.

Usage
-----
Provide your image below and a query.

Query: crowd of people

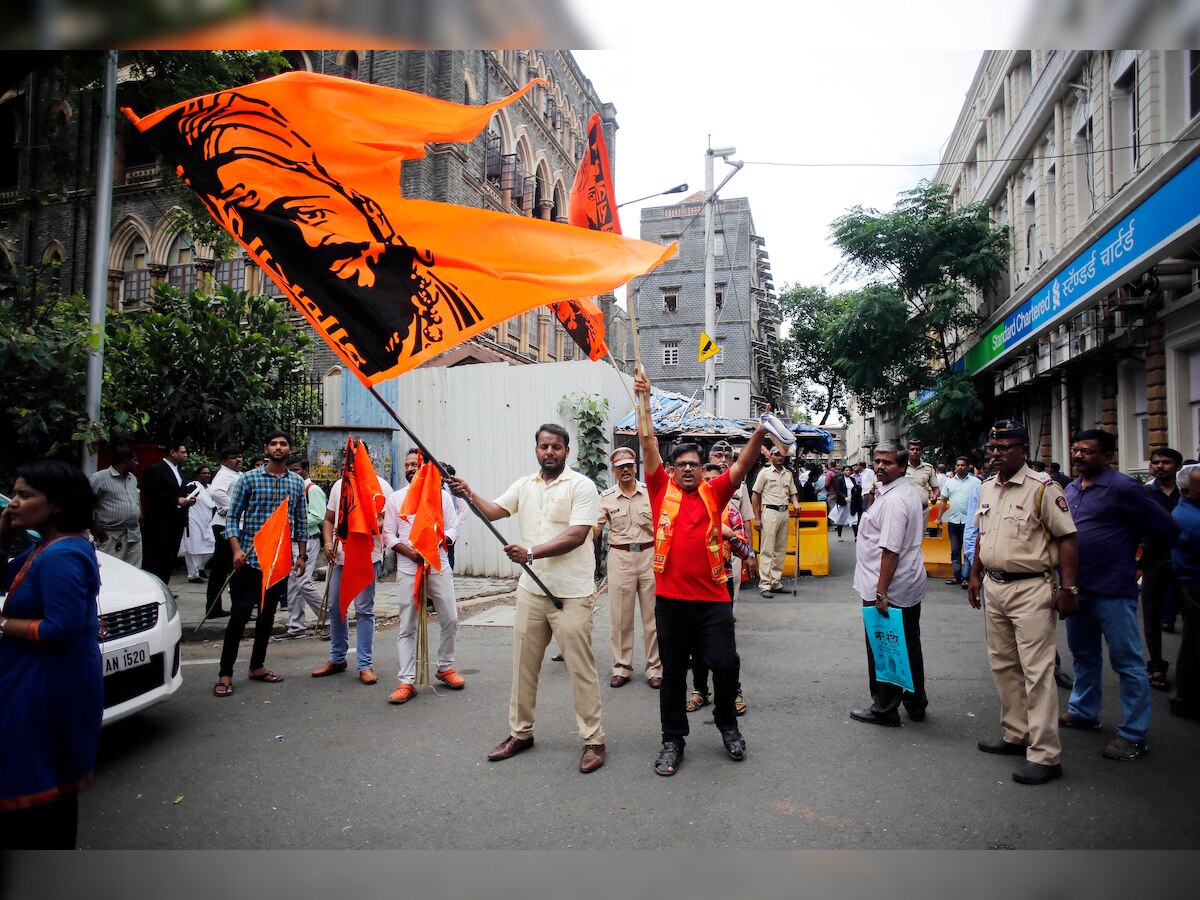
[4,378,1200,846]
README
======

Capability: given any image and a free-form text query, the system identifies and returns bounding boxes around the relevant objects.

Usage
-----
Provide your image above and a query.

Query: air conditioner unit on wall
[1015,266,1031,287]
[1036,245,1052,268]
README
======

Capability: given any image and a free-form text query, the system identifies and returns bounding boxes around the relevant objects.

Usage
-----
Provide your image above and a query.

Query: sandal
[248,670,285,683]
[213,680,234,697]
[1149,671,1170,692]
[686,691,710,713]
[654,742,684,776]
[735,693,748,716]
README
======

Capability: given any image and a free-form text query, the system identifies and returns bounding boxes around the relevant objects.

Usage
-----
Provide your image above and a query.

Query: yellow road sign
[698,331,720,363]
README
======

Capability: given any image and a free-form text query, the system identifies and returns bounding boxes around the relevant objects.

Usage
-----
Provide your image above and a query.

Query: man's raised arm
[633,370,662,477]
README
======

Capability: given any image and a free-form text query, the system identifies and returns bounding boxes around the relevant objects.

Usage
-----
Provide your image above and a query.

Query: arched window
[340,50,360,80]
[213,253,246,292]
[167,232,197,294]
[323,366,344,425]
[283,51,313,72]
[121,237,151,307]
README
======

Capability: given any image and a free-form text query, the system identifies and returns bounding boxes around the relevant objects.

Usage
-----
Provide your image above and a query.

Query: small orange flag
[335,438,387,619]
[399,460,446,609]
[123,72,674,387]
[252,498,293,611]
[568,113,622,235]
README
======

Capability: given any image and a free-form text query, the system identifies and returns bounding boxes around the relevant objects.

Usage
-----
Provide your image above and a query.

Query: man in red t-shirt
[634,370,770,776]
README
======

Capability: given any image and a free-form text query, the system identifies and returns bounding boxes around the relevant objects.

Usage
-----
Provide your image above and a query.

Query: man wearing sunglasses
[967,419,1079,785]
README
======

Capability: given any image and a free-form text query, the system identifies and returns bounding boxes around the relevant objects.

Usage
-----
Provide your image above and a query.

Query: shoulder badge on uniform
[1033,471,1053,484]
[1055,496,1069,512]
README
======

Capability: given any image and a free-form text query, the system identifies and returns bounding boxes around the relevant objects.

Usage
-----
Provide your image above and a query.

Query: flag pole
[605,347,638,409]
[194,569,236,635]
[365,385,563,609]
[626,291,647,418]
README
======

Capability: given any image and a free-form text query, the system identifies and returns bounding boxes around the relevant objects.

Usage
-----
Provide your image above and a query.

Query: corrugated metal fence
[338,360,634,578]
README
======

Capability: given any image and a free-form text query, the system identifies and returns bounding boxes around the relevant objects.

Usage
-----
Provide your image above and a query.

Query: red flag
[549,112,624,362]
[122,72,673,387]
[252,498,292,611]
[335,438,386,619]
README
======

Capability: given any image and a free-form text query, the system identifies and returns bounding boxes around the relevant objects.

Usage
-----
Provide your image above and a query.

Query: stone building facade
[937,50,1200,473]
[627,193,785,416]
[0,50,621,377]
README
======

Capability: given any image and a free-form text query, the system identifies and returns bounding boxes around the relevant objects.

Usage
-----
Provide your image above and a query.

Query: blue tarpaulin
[613,388,835,453]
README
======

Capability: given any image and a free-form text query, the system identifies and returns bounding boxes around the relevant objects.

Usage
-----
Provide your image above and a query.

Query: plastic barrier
[751,501,829,578]
[920,507,955,579]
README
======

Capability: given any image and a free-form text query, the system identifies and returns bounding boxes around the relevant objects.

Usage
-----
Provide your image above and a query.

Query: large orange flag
[123,72,674,386]
[252,498,292,611]
[547,113,625,362]
[398,461,446,608]
[335,438,386,619]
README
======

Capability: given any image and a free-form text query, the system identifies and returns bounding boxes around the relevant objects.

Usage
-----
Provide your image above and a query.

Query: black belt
[985,569,1048,583]
[610,542,648,552]
[764,504,788,512]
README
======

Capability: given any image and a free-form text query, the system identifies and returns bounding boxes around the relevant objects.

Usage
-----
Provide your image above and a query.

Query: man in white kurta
[382,475,464,703]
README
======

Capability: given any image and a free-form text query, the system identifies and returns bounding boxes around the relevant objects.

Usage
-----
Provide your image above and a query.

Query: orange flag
[252,498,293,611]
[123,72,674,386]
[335,438,386,619]
[399,461,445,572]
[547,113,625,362]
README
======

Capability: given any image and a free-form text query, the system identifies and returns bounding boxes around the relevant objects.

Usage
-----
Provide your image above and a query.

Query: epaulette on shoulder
[1033,471,1054,485]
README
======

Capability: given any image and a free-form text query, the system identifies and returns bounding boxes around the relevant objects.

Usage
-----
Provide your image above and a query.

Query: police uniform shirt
[752,466,797,507]
[975,464,1076,573]
[904,461,938,507]
[597,482,653,544]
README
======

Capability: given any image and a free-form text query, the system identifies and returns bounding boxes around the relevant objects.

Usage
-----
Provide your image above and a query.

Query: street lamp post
[616,183,689,209]
[704,146,743,416]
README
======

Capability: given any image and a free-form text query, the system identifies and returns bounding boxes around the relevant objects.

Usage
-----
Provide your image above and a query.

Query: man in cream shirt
[449,423,605,774]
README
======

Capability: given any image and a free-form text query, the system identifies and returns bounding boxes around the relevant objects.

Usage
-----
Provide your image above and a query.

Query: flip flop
[213,681,234,697]
[248,670,285,683]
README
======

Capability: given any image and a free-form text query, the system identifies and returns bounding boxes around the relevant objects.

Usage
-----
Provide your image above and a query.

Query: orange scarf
[653,479,727,583]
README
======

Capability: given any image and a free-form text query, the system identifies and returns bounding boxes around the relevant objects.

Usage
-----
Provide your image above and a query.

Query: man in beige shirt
[596,447,660,689]
[751,447,799,595]
[449,423,605,774]
[903,438,939,514]
[967,419,1079,786]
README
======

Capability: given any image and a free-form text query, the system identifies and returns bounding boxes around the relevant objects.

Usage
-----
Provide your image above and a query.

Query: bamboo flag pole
[416,567,430,686]
[606,347,638,409]
[626,291,648,424]
[194,569,236,635]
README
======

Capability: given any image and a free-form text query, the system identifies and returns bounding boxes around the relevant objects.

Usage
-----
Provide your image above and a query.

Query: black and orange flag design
[123,72,674,386]
[546,113,628,362]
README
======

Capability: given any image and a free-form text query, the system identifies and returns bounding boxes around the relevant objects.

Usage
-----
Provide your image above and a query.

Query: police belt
[763,504,788,512]
[610,542,649,552]
[985,569,1049,583]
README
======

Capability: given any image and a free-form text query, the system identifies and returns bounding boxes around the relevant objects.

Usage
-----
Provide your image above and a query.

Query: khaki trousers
[758,508,790,588]
[509,586,604,745]
[607,547,660,678]
[984,576,1062,765]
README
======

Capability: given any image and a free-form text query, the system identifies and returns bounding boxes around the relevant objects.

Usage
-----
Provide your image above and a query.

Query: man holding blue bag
[849,441,928,727]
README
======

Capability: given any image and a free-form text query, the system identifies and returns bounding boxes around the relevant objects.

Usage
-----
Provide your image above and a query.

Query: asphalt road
[78,537,1200,849]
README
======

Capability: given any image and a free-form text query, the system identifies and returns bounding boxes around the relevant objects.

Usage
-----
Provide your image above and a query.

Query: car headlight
[159,580,178,621]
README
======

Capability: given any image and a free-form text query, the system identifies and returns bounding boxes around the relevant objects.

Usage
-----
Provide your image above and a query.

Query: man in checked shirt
[213,431,308,698]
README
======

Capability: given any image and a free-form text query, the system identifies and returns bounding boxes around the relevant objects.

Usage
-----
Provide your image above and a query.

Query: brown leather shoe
[359,667,378,685]
[579,743,606,773]
[311,660,348,677]
[488,735,534,761]
[647,676,662,689]
[610,674,629,688]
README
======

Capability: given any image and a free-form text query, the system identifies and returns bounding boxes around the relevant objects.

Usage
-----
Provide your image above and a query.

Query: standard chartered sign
[962,153,1200,375]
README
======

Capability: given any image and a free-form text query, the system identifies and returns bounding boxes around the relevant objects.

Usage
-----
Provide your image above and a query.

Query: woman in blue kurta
[0,460,103,849]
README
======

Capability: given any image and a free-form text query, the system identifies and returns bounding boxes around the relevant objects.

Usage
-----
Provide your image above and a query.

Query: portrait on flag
[124,72,673,386]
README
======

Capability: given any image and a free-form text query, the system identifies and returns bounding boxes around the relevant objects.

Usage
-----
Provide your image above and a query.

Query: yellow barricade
[921,507,955,579]
[751,502,829,577]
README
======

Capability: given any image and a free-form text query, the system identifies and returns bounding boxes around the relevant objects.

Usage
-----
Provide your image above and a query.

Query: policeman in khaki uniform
[967,419,1080,786]
[751,447,800,596]
[596,447,661,688]
[904,438,940,517]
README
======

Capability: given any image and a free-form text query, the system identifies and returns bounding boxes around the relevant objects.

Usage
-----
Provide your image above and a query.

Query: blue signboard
[960,152,1200,374]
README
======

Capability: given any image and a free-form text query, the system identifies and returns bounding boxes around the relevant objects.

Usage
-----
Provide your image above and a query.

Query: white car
[97,551,183,725]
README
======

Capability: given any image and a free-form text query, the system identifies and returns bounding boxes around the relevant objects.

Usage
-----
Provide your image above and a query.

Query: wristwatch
[298,554,308,561]
[527,547,535,563]
[875,591,888,604]
[1060,585,1078,595]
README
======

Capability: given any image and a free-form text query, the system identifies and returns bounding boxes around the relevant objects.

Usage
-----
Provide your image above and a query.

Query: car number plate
[103,642,150,675]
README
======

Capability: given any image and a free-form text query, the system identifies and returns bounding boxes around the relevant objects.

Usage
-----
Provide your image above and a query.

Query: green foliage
[0,275,309,487]
[558,392,610,490]
[0,264,94,484]
[827,180,1008,455]
[775,284,850,426]
[104,282,310,450]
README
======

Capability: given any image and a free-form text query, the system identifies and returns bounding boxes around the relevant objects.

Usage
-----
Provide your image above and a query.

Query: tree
[775,284,850,426]
[827,180,1009,453]
[103,282,311,451]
